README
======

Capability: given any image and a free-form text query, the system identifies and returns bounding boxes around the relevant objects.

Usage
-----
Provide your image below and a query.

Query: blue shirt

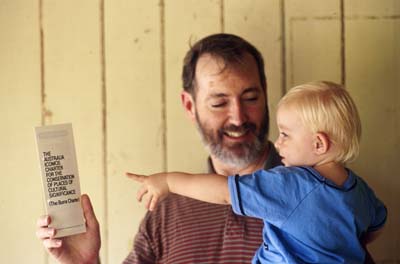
[228,166,387,263]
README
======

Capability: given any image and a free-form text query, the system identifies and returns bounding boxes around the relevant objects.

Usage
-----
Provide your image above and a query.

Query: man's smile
[224,129,249,138]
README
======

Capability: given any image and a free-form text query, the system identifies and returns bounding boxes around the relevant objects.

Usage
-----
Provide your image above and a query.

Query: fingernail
[48,229,55,236]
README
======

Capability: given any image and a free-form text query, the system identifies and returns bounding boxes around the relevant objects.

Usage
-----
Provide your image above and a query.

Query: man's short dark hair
[182,33,267,98]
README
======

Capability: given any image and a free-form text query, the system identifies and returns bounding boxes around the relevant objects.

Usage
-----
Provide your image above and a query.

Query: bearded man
[124,33,282,264]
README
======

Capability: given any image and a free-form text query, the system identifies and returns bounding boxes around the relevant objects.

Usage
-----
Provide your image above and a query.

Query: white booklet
[35,123,86,237]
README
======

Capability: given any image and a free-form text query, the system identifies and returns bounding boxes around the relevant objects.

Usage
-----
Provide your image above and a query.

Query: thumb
[126,172,146,182]
[81,194,98,229]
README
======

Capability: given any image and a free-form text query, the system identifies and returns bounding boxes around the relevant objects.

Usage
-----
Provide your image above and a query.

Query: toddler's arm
[127,172,230,211]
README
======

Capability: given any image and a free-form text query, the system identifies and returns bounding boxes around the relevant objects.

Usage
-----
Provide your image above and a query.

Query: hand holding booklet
[35,123,86,238]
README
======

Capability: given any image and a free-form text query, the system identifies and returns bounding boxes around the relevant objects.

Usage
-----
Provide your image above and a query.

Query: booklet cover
[35,123,86,238]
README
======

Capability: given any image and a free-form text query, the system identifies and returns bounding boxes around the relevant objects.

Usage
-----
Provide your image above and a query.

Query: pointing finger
[126,172,146,182]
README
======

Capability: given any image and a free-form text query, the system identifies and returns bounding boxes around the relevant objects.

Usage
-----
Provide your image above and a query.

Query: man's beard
[195,110,269,168]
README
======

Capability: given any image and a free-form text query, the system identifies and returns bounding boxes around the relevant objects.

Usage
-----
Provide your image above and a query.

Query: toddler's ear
[314,132,330,155]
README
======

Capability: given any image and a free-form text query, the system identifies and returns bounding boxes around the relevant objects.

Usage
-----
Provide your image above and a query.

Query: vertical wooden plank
[224,0,283,140]
[41,1,105,263]
[345,0,400,261]
[105,0,162,262]
[166,0,221,172]
[0,1,44,263]
[285,0,341,87]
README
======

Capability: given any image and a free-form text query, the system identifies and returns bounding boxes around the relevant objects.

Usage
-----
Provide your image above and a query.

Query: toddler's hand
[126,172,170,211]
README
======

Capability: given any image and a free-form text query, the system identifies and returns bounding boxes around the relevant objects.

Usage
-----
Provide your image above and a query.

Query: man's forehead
[194,53,261,95]
[196,54,228,76]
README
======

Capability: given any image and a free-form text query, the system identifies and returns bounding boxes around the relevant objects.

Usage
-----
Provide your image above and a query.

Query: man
[36,33,281,263]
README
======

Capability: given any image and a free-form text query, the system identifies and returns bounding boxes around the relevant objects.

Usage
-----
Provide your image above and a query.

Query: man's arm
[126,172,230,211]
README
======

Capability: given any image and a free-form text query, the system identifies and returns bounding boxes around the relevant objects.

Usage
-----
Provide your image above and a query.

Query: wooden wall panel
[105,0,162,262]
[0,1,399,263]
[165,0,221,172]
[41,1,105,263]
[285,0,342,88]
[0,1,44,263]
[225,0,283,140]
[345,0,400,261]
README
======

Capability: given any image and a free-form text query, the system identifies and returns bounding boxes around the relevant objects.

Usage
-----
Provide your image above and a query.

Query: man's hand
[36,194,101,264]
[126,172,170,211]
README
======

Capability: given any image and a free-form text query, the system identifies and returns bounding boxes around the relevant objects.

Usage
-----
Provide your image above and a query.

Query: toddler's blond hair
[278,81,361,163]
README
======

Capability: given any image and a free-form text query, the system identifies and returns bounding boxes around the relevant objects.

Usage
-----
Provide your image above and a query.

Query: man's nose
[228,101,247,126]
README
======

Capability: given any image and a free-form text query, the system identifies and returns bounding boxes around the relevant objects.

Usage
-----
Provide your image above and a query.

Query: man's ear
[314,132,330,155]
[181,91,196,122]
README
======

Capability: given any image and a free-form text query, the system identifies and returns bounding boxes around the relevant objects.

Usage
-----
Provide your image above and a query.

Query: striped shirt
[123,143,281,264]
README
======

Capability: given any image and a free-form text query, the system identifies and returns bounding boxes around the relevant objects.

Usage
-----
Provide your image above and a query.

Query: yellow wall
[0,0,398,263]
